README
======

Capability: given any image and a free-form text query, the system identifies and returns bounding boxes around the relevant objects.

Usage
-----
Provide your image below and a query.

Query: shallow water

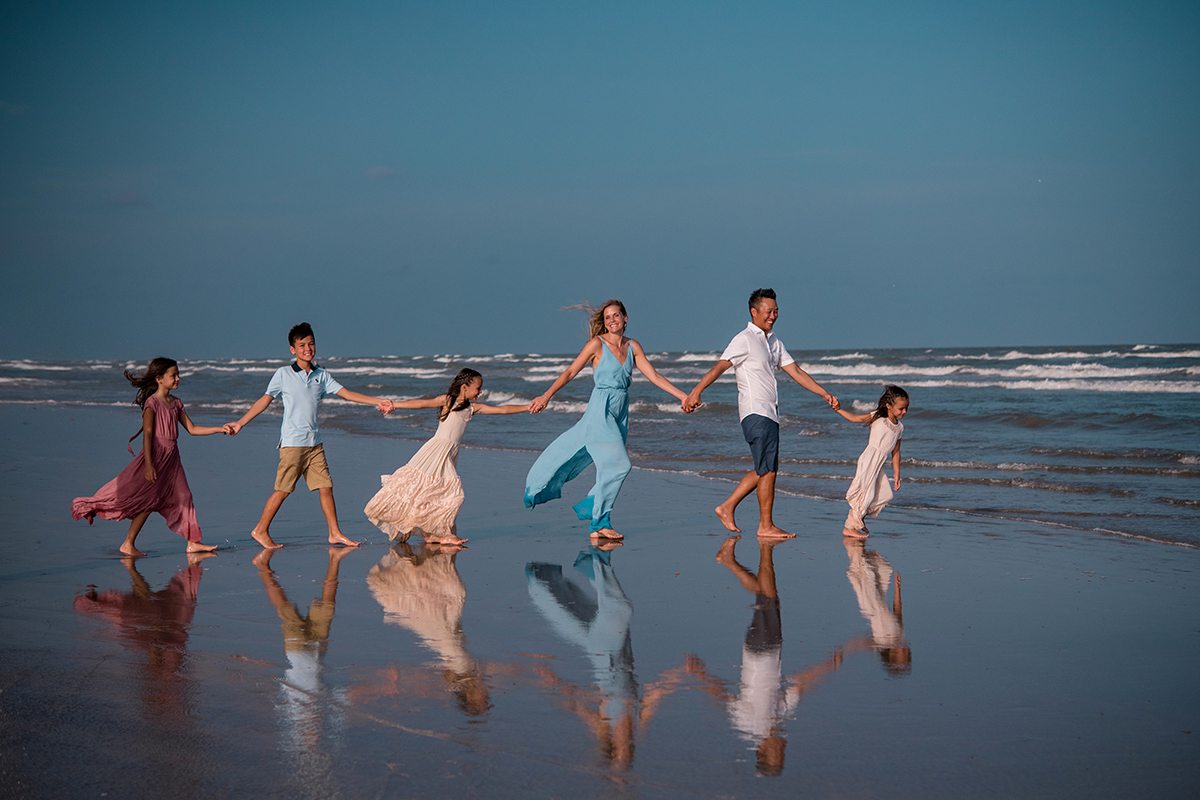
[2,406,1198,798]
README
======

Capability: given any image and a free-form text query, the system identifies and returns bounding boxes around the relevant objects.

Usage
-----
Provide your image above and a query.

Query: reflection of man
[73,553,211,725]
[525,544,690,768]
[844,539,911,675]
[254,546,350,790]
[687,537,849,777]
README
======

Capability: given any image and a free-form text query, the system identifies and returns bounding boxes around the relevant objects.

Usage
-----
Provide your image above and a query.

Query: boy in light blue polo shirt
[226,322,395,548]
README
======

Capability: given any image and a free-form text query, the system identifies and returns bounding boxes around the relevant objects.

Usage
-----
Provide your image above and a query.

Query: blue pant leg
[581,440,631,531]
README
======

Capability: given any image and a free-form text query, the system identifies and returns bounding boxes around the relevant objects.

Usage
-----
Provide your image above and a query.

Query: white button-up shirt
[265,362,345,447]
[720,322,795,423]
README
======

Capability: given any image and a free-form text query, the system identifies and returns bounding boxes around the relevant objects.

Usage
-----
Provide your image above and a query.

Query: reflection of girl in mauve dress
[365,369,529,546]
[524,300,688,541]
[72,358,225,556]
[833,385,909,539]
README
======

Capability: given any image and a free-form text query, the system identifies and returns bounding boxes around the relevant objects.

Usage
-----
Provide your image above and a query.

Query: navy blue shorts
[740,414,780,476]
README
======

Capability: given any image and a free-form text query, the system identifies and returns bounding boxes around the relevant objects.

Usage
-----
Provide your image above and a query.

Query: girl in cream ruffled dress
[833,385,909,539]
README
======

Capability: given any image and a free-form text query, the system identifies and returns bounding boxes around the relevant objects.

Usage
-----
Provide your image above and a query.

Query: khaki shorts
[275,444,333,493]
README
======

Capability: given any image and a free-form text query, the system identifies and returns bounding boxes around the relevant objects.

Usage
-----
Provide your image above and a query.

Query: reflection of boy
[226,322,394,548]
[685,289,837,539]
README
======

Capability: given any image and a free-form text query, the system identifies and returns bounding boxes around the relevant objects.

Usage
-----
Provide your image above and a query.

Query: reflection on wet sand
[73,553,212,727]
[526,544,690,769]
[354,541,492,716]
[686,537,852,777]
[844,539,911,675]
[254,547,351,798]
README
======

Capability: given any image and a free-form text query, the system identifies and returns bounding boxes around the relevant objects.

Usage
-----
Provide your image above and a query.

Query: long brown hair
[869,384,909,424]
[565,299,627,339]
[440,368,482,421]
[124,357,178,408]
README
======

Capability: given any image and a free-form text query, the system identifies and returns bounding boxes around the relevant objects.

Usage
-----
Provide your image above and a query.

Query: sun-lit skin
[833,394,908,539]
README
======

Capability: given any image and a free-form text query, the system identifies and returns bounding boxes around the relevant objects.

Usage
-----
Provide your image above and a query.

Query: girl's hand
[144,462,156,483]
[894,476,901,491]
[529,395,549,414]
[378,399,395,415]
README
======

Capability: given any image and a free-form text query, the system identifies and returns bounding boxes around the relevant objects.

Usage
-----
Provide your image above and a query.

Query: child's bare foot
[716,535,740,564]
[251,530,282,549]
[187,541,218,553]
[431,533,468,546]
[591,528,623,540]
[842,527,869,540]
[119,542,146,557]
[756,525,795,540]
[328,531,361,547]
[714,505,741,533]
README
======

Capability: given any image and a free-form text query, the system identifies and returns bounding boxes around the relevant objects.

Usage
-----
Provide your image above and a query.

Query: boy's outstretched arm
[225,395,273,436]
[336,388,395,413]
[780,362,838,409]
[684,360,732,413]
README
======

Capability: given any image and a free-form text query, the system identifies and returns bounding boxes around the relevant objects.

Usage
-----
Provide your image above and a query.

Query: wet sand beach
[2,403,1198,798]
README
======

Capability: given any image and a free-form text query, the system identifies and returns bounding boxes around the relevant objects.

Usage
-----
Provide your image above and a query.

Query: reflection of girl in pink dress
[833,385,909,539]
[72,358,226,555]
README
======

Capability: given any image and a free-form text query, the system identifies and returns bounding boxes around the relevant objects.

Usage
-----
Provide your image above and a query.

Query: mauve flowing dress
[71,394,203,542]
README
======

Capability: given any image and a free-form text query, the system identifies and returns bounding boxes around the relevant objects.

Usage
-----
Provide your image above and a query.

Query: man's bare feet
[714,505,741,533]
[187,541,218,553]
[118,543,146,557]
[756,525,796,540]
[842,527,869,540]
[328,531,362,547]
[591,528,623,540]
[252,530,283,549]
[716,535,740,564]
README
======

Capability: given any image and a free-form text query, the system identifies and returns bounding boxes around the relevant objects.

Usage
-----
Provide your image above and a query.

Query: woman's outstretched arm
[529,338,602,414]
[629,340,688,403]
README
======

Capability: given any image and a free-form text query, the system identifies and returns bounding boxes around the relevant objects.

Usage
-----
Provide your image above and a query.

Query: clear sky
[2,1,1197,358]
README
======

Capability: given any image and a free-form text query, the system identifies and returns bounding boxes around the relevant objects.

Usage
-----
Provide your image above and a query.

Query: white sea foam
[819,352,872,361]
[674,353,721,361]
[799,361,1190,380]
[826,378,1200,393]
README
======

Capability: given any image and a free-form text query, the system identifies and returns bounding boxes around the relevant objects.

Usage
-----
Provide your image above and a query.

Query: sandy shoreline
[2,403,1198,798]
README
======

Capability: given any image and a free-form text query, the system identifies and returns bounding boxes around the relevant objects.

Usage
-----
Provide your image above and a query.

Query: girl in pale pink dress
[72,358,226,555]
[365,369,529,546]
[833,385,909,539]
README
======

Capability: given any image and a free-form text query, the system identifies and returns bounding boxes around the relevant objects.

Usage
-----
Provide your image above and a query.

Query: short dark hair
[288,322,315,346]
[749,288,776,312]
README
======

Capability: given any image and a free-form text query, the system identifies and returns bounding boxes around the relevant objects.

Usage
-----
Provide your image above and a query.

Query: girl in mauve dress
[833,385,909,540]
[365,369,530,546]
[72,358,226,556]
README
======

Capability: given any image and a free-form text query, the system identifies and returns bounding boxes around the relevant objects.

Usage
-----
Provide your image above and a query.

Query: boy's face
[290,335,316,363]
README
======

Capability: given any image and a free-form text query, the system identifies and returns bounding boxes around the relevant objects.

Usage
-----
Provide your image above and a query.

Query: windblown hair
[869,384,909,424]
[288,322,314,346]
[440,368,482,421]
[124,357,178,409]
[748,288,776,312]
[566,299,627,339]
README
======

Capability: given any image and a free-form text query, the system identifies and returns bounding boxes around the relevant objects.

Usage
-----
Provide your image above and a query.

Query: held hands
[826,394,840,411]
[222,422,242,436]
[377,399,395,415]
[683,391,703,413]
[528,395,549,414]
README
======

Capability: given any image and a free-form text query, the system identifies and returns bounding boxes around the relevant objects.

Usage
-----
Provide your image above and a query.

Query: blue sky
[2,1,1197,358]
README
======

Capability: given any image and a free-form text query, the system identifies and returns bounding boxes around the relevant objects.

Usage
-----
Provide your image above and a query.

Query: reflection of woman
[524,300,688,540]
[364,542,489,715]
[73,555,209,724]
[844,539,911,674]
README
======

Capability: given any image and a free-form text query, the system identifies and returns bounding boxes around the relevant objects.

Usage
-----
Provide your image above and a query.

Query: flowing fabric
[524,344,633,532]
[71,395,202,543]
[845,417,903,530]
[364,405,473,541]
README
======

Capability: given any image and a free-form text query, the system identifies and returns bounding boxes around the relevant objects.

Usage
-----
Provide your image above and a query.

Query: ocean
[5,344,1198,548]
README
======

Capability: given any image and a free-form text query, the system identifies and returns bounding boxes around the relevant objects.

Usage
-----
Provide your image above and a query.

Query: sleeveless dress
[71,395,203,542]
[845,417,903,530]
[524,342,633,532]
[364,404,475,541]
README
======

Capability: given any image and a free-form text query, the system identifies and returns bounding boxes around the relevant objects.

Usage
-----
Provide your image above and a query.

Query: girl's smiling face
[157,366,180,392]
[461,377,483,401]
[887,398,909,422]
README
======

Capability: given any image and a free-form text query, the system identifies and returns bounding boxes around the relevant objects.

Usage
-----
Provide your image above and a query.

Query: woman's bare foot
[187,541,218,553]
[591,528,624,540]
[251,530,283,549]
[714,505,741,533]
[716,535,741,564]
[118,543,146,557]
[591,539,623,551]
[842,527,869,540]
[327,531,361,547]
[756,525,795,540]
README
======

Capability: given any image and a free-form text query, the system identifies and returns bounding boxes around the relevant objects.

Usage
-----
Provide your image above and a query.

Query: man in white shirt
[684,289,838,538]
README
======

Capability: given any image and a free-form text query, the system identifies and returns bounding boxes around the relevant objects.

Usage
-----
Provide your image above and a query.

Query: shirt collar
[290,361,321,373]
[745,321,772,341]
